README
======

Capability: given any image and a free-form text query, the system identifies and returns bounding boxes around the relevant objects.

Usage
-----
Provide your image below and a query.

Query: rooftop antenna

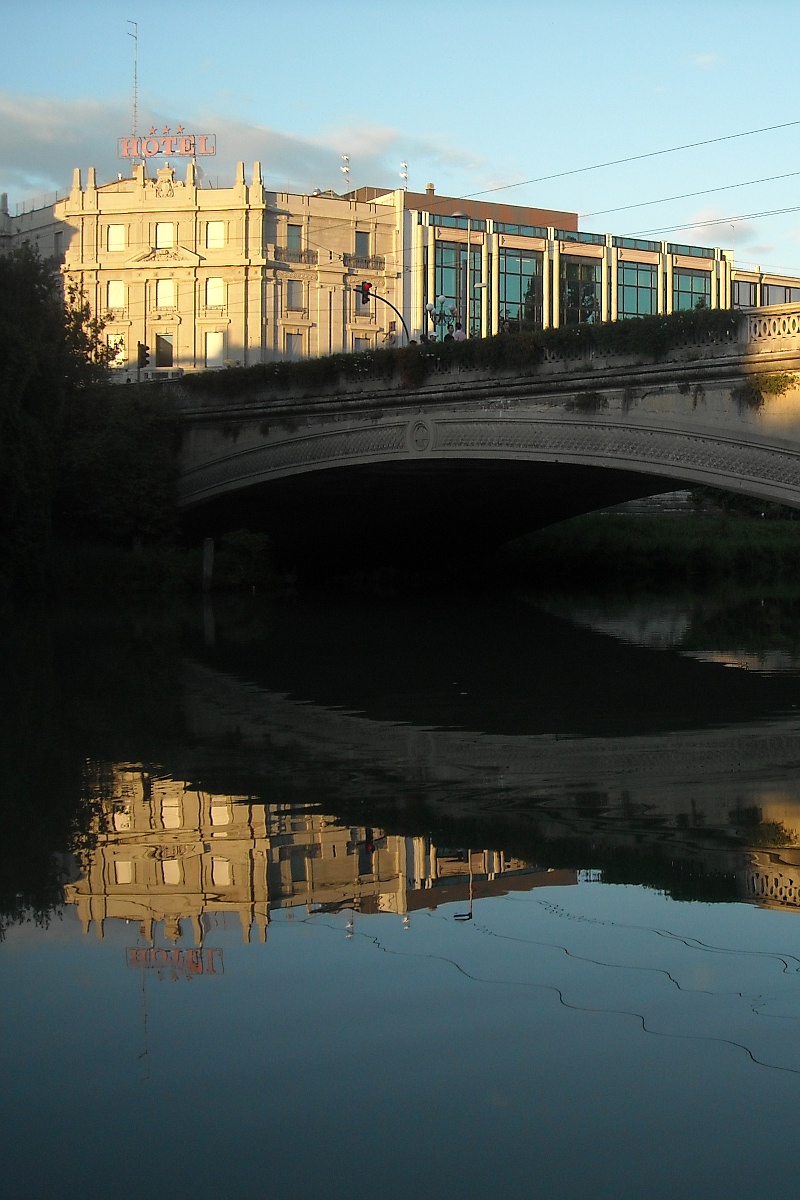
[341,154,350,194]
[400,161,408,191]
[127,20,138,164]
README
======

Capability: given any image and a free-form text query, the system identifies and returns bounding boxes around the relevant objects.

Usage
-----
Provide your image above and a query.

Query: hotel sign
[118,126,216,158]
[126,946,223,980]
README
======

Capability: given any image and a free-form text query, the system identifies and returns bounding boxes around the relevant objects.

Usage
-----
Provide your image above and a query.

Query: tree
[0,245,111,593]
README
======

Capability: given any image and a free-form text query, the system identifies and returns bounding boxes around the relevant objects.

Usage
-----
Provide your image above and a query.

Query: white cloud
[0,89,486,205]
[675,207,759,249]
[689,53,720,69]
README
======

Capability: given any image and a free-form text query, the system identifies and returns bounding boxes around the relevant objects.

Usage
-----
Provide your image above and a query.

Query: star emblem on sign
[176,125,184,134]
[162,126,171,135]
[149,126,157,135]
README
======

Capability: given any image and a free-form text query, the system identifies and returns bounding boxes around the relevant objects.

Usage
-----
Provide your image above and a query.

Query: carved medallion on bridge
[408,419,432,454]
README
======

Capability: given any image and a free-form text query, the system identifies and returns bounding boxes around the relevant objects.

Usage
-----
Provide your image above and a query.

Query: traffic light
[137,341,150,369]
[363,828,376,854]
[358,281,372,304]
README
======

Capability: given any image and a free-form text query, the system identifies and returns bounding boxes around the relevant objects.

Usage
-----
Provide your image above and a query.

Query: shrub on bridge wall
[179,308,741,402]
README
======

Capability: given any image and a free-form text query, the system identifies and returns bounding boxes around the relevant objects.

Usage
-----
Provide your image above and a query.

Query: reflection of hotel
[64,766,575,945]
[4,161,800,375]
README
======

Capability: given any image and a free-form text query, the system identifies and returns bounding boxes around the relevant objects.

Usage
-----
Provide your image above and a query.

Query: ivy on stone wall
[181,309,741,405]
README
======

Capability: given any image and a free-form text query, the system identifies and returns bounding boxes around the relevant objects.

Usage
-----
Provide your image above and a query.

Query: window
[556,229,606,247]
[155,333,174,368]
[431,240,483,336]
[107,224,126,252]
[762,283,800,305]
[733,280,757,308]
[162,860,181,886]
[212,857,232,887]
[155,222,174,249]
[286,279,304,310]
[613,236,660,253]
[353,336,370,352]
[155,278,175,308]
[206,221,225,249]
[106,333,126,364]
[114,860,133,884]
[162,800,182,829]
[667,243,714,259]
[205,277,225,307]
[494,222,545,238]
[53,230,63,262]
[205,331,225,367]
[285,332,303,359]
[210,805,230,826]
[286,224,302,252]
[113,809,131,832]
[106,280,125,310]
[355,230,369,257]
[673,268,711,311]
[499,248,543,327]
[618,262,657,319]
[560,257,602,325]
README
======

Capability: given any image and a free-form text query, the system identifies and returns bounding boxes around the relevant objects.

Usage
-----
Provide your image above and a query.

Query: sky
[4,0,800,274]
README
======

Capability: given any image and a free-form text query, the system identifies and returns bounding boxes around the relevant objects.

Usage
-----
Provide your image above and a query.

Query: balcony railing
[343,253,385,271]
[274,246,318,265]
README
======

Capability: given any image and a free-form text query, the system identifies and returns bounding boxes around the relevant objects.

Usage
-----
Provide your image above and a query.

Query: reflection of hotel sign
[117,126,216,158]
[126,946,223,980]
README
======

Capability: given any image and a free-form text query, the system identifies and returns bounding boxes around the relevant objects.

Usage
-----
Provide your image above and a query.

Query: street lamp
[425,294,457,342]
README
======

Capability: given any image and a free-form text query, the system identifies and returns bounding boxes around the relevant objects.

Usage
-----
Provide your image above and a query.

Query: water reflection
[66,764,573,952]
[5,592,800,1198]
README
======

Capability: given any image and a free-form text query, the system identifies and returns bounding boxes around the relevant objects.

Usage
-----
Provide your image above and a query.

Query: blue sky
[5,0,800,273]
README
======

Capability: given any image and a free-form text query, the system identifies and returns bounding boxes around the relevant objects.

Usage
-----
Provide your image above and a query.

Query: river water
[3,587,800,1199]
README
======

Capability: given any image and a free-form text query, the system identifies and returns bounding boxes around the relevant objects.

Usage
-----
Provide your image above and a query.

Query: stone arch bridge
[175,306,800,568]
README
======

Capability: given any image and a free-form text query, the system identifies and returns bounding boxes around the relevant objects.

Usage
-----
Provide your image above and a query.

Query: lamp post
[425,294,457,341]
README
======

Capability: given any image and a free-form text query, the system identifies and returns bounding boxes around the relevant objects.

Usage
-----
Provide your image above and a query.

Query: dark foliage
[180,308,741,403]
[0,245,113,594]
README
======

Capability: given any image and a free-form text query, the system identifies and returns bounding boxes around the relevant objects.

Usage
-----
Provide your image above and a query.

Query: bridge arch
[177,318,800,565]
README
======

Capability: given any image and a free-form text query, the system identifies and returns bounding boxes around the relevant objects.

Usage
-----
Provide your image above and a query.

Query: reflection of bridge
[177,308,800,564]
[65,766,572,946]
[177,658,800,909]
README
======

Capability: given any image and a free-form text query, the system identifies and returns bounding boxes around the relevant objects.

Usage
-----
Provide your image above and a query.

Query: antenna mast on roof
[341,154,350,193]
[400,162,408,191]
[127,20,139,164]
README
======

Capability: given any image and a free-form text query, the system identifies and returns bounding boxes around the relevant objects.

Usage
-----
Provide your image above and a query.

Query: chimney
[425,182,435,196]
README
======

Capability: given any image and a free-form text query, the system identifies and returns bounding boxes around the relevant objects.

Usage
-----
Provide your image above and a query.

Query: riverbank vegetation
[498,507,800,590]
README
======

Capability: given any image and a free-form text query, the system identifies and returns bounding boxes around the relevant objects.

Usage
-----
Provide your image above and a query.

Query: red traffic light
[358,281,372,303]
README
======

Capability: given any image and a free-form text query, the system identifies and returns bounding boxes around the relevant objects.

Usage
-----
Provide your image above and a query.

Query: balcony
[274,246,318,265]
[343,254,385,271]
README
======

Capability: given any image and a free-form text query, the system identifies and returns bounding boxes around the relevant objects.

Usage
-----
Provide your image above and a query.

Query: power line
[580,167,800,221]
[465,116,800,199]
[632,204,800,239]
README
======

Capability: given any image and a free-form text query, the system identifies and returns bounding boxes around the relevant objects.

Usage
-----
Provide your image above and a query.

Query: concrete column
[610,247,619,321]
[666,255,674,314]
[711,260,718,310]
[490,232,500,334]
[542,238,551,329]
[427,222,436,323]
[552,239,561,329]
[601,244,610,322]
[413,218,425,338]
[481,234,489,338]
[657,249,666,315]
